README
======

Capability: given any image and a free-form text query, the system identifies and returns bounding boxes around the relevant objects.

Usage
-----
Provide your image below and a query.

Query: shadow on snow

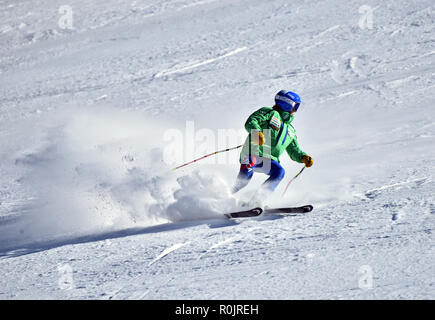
[0,217,243,259]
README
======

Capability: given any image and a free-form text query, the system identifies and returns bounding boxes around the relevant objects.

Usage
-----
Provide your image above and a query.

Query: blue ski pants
[232,156,285,194]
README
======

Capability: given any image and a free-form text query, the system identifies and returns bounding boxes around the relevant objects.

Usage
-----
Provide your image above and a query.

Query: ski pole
[282,166,306,197]
[172,144,243,171]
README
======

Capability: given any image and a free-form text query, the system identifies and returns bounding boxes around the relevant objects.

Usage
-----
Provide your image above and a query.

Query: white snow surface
[0,0,434,299]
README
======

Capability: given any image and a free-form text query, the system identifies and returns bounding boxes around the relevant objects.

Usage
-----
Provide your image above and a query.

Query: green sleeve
[286,134,306,163]
[244,108,274,132]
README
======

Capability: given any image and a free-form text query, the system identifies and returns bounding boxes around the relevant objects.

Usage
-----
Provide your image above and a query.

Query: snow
[0,0,434,299]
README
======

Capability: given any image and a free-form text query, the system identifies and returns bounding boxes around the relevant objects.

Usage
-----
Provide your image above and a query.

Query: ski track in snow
[154,47,248,78]
[148,242,190,266]
[363,177,431,200]
[0,0,434,300]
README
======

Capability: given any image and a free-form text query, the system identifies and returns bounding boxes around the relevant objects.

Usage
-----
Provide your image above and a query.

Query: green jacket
[240,107,306,164]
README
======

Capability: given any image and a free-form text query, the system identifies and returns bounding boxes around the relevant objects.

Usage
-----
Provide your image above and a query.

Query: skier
[232,90,313,206]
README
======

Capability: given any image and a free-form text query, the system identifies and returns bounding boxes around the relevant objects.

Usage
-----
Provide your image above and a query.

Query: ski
[225,205,313,219]
[225,207,263,219]
[264,205,313,215]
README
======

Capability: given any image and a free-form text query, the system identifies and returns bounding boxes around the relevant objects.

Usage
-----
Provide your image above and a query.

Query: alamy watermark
[163,120,271,172]
[358,5,374,30]
[58,263,75,290]
[58,5,74,30]
[358,265,373,289]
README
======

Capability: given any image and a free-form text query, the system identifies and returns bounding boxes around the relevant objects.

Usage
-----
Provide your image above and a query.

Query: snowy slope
[0,0,434,299]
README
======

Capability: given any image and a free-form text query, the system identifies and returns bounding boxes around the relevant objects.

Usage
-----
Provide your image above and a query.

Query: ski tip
[225,207,263,219]
[247,207,263,217]
[304,205,314,212]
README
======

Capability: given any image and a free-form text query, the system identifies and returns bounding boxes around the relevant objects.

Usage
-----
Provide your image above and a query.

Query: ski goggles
[291,101,300,112]
[276,95,301,112]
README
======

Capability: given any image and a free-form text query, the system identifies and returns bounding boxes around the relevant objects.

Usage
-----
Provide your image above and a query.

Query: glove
[301,155,313,167]
[251,131,265,146]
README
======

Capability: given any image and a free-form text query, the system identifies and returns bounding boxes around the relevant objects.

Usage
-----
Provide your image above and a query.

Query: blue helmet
[275,90,301,112]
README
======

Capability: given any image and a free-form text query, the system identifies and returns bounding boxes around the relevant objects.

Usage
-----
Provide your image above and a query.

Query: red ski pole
[172,144,243,171]
[282,166,306,197]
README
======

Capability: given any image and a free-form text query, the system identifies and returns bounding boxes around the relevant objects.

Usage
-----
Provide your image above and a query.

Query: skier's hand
[252,131,265,146]
[302,155,313,167]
